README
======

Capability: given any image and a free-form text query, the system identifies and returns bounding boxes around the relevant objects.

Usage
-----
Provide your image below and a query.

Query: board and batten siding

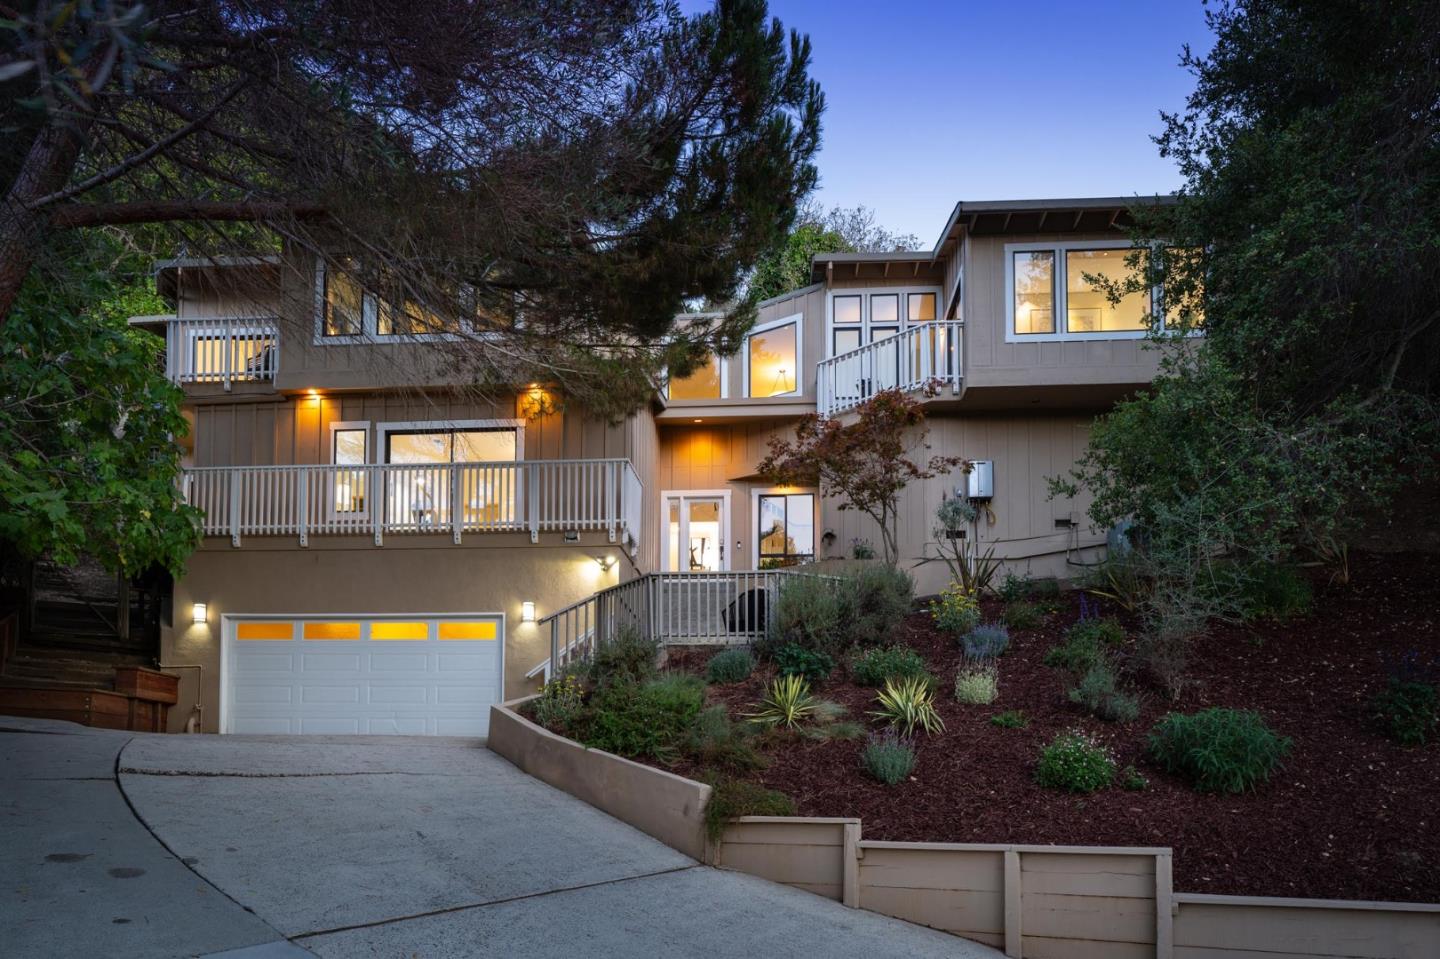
[189,394,632,469]
[961,231,1163,389]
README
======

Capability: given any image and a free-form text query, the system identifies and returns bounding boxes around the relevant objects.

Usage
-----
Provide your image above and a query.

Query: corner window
[668,354,725,401]
[757,492,815,568]
[1007,242,1177,341]
[747,317,800,397]
[1065,249,1148,332]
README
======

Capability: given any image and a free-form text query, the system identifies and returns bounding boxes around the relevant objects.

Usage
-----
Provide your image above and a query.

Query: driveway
[2,718,1000,958]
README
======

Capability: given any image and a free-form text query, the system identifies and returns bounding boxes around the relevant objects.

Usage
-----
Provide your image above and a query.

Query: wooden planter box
[0,687,132,730]
[113,667,179,704]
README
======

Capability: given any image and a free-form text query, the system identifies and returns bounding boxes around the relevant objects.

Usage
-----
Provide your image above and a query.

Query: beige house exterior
[138,195,1173,734]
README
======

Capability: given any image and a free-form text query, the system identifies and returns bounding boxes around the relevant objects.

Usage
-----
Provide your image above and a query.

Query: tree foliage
[0,229,199,574]
[758,388,961,566]
[1055,0,1440,635]
[749,201,919,300]
[1,0,824,418]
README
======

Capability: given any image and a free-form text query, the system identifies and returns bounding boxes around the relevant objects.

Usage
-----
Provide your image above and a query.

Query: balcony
[816,321,962,416]
[182,459,642,550]
[157,316,280,389]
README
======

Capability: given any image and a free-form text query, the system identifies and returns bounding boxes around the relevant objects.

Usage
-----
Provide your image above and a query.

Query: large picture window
[757,492,815,568]
[1007,242,1173,341]
[746,316,800,397]
[667,354,725,401]
[378,423,521,529]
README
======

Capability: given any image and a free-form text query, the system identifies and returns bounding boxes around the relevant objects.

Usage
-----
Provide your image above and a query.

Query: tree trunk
[0,118,92,320]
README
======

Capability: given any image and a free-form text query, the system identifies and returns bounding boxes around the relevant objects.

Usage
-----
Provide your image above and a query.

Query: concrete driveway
[2,718,1000,958]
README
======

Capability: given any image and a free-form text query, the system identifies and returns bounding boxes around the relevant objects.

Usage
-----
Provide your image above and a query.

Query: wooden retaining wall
[716,817,1438,959]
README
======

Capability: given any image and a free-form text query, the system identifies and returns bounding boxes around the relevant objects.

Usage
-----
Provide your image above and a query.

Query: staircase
[0,555,178,732]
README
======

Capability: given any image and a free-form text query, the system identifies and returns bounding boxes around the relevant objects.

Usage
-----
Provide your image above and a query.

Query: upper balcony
[182,458,643,551]
[133,315,281,390]
[817,320,962,417]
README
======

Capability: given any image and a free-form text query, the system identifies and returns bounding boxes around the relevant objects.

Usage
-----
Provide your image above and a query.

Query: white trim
[825,286,943,359]
[376,419,526,463]
[326,420,371,521]
[660,489,733,572]
[749,486,819,569]
[743,312,804,398]
[219,611,507,735]
[1003,239,1157,343]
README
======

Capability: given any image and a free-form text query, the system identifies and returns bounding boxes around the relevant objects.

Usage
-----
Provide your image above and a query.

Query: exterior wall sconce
[596,555,617,573]
[521,601,536,623]
[192,602,208,624]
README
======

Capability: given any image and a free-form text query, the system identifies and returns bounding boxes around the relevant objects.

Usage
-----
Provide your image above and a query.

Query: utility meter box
[966,460,994,501]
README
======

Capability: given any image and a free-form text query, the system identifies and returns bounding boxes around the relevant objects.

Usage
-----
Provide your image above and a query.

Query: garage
[223,615,504,736]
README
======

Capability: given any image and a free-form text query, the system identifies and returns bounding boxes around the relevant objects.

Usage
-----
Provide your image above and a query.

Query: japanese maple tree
[758,388,963,566]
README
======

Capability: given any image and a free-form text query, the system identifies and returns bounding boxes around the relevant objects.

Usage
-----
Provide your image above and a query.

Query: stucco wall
[163,535,622,732]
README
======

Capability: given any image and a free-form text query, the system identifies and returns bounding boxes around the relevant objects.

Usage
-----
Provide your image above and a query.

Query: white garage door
[224,615,503,736]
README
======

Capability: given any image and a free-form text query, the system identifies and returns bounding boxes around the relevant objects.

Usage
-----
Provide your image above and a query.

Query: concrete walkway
[2,719,1001,958]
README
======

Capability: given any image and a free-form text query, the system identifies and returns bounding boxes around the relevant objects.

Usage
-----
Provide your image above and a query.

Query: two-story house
[136,195,1173,736]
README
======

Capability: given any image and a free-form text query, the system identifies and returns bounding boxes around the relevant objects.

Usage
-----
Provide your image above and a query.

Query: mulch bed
[662,550,1440,903]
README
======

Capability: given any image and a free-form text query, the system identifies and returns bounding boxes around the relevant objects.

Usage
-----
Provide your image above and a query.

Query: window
[1162,247,1206,328]
[323,265,366,337]
[1007,242,1181,341]
[1065,249,1147,332]
[757,492,815,567]
[668,354,725,401]
[379,423,521,529]
[746,316,800,397]
[378,286,461,336]
[1013,251,1055,335]
[825,287,943,357]
[331,425,368,514]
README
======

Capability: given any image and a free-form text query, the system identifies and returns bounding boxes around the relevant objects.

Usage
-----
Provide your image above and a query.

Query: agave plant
[745,674,817,730]
[870,676,945,735]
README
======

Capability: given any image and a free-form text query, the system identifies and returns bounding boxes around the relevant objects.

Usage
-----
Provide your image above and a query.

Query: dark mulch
[664,551,1440,903]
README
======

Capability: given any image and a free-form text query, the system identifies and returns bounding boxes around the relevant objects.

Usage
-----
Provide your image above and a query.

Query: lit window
[1163,247,1205,328]
[907,292,936,322]
[758,493,815,568]
[1013,251,1055,335]
[1066,249,1148,332]
[331,427,367,514]
[668,354,723,400]
[748,321,798,397]
[323,266,365,337]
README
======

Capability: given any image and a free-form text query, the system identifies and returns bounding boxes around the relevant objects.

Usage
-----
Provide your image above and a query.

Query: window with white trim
[1006,241,1171,341]
[666,353,727,401]
[826,287,941,357]
[315,262,513,341]
[756,491,815,568]
[745,314,802,398]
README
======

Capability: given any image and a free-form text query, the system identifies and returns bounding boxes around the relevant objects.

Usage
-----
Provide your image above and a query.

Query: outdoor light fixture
[192,602,208,624]
[521,601,536,623]
[596,554,617,573]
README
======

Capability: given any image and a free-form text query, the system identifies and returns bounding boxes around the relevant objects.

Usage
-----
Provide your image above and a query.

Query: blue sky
[680,1,1215,246]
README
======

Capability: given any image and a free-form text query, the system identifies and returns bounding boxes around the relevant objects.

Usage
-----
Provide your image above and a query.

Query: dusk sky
[680,1,1216,246]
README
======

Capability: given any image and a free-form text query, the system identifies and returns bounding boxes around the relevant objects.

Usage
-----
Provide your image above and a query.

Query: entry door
[663,494,728,572]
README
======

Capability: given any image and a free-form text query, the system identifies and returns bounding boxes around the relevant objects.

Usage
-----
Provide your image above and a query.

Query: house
[128,195,1178,736]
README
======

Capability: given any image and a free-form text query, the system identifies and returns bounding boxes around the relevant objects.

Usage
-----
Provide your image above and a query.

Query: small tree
[932,498,1000,595]
[757,389,961,566]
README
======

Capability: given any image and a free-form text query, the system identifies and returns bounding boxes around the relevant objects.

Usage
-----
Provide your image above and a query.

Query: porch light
[521,601,536,623]
[192,602,208,624]
[596,554,617,573]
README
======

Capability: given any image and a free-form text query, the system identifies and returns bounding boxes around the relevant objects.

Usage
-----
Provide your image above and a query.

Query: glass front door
[664,495,727,572]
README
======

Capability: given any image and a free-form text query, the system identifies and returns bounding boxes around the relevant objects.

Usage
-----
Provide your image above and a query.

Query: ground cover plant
[861,732,916,784]
[706,648,755,684]
[850,645,931,687]
[1146,708,1292,794]
[1035,731,1115,793]
[537,551,1440,903]
[961,623,1009,659]
[953,661,999,705]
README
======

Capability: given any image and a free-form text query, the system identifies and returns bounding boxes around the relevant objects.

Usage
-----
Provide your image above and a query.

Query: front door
[663,493,728,572]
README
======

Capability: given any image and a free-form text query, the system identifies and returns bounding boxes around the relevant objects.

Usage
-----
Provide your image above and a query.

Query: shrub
[1210,561,1314,622]
[766,574,852,658]
[1002,600,1043,630]
[532,674,585,730]
[1066,617,1125,648]
[705,648,754,684]
[1035,731,1115,793]
[961,623,1009,659]
[1043,633,1106,675]
[850,564,915,645]
[998,572,1029,604]
[851,538,876,560]
[746,674,818,729]
[930,582,981,636]
[1136,631,1190,702]
[861,732,916,785]
[1370,680,1439,746]
[1146,708,1292,793]
[1068,661,1141,723]
[954,662,999,705]
[990,709,1028,729]
[703,778,794,841]
[850,645,931,687]
[587,625,659,687]
[1121,765,1150,790]
[683,706,765,772]
[773,643,835,683]
[871,676,945,735]
[578,674,704,758]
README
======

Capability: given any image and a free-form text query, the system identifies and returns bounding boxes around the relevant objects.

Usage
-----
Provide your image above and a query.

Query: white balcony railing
[182,458,642,549]
[816,320,962,416]
[163,316,279,389]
